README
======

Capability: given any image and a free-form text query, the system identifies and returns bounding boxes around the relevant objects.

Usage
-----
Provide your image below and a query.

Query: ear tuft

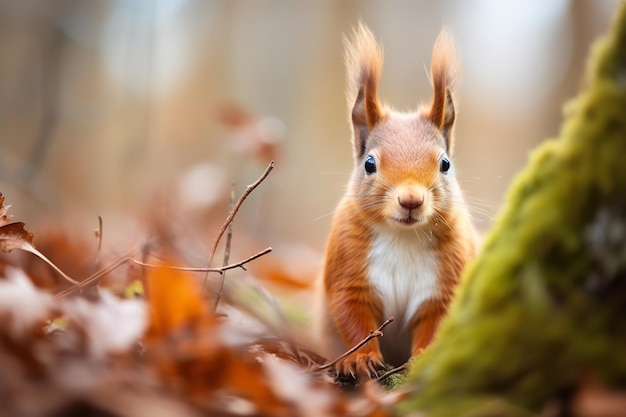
[345,22,384,160]
[427,28,459,155]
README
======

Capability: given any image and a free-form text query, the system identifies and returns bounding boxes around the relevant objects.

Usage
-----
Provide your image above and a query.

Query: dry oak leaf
[0,193,13,226]
[0,222,78,285]
[0,194,32,252]
[0,222,35,254]
[0,194,78,284]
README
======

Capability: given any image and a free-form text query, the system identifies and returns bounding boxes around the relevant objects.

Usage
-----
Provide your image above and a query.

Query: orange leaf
[145,265,215,341]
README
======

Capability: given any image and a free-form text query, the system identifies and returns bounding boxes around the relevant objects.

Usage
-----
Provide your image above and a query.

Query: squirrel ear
[426,29,458,155]
[428,87,455,153]
[345,23,383,160]
[351,84,382,159]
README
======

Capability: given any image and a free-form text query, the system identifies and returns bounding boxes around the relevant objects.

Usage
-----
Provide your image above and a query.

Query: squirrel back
[316,24,477,379]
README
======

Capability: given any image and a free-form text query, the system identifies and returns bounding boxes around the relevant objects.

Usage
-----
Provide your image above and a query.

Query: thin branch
[130,247,272,274]
[54,247,272,299]
[214,187,236,313]
[202,160,274,289]
[48,164,275,299]
[55,255,131,298]
[93,215,103,272]
[376,362,409,383]
[316,317,395,372]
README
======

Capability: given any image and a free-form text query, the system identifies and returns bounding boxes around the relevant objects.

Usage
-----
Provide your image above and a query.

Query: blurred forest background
[0,0,621,259]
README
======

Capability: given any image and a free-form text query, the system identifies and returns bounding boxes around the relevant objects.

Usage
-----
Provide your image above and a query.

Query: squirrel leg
[328,288,385,379]
[410,298,447,358]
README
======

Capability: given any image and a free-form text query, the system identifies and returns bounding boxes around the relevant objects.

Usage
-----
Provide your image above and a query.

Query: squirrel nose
[398,195,424,210]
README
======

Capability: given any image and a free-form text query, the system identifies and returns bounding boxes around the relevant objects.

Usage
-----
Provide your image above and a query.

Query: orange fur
[317,25,477,380]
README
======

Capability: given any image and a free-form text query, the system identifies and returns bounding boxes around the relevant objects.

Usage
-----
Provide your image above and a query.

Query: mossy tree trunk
[398,4,626,416]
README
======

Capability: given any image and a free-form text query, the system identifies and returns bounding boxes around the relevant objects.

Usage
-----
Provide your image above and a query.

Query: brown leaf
[0,222,35,253]
[0,222,78,285]
[0,196,80,286]
[0,193,13,227]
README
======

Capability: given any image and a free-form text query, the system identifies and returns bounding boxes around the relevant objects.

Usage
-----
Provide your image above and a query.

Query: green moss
[377,364,408,390]
[398,4,626,416]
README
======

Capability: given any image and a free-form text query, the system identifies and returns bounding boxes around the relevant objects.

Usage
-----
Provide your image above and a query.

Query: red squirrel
[316,24,478,379]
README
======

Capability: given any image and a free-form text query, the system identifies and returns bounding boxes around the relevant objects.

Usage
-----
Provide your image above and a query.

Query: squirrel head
[344,24,462,231]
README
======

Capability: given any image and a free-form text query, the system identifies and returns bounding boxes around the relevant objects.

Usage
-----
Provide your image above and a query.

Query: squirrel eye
[440,157,451,173]
[364,155,377,175]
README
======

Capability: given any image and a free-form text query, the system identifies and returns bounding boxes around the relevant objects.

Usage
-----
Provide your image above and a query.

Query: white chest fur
[367,229,439,327]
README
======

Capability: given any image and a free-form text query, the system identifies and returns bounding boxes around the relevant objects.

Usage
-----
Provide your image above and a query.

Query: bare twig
[131,247,272,274]
[93,215,103,272]
[55,255,132,298]
[316,317,395,372]
[55,247,272,299]
[377,362,409,383]
[202,160,274,289]
[214,187,236,313]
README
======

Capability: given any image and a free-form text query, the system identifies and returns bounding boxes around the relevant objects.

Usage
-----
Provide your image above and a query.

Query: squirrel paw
[336,352,385,380]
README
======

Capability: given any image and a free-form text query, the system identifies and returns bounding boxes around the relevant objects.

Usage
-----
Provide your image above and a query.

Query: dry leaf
[143,265,292,416]
[0,222,35,253]
[0,193,13,226]
[0,196,78,284]
[62,291,147,359]
[0,266,54,338]
[145,265,215,342]
[0,196,32,254]
[0,182,403,416]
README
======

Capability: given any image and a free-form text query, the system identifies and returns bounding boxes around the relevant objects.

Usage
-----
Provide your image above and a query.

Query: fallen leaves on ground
[0,190,401,417]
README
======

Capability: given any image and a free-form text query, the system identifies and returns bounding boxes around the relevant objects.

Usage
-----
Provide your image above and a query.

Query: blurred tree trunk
[398,4,626,416]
